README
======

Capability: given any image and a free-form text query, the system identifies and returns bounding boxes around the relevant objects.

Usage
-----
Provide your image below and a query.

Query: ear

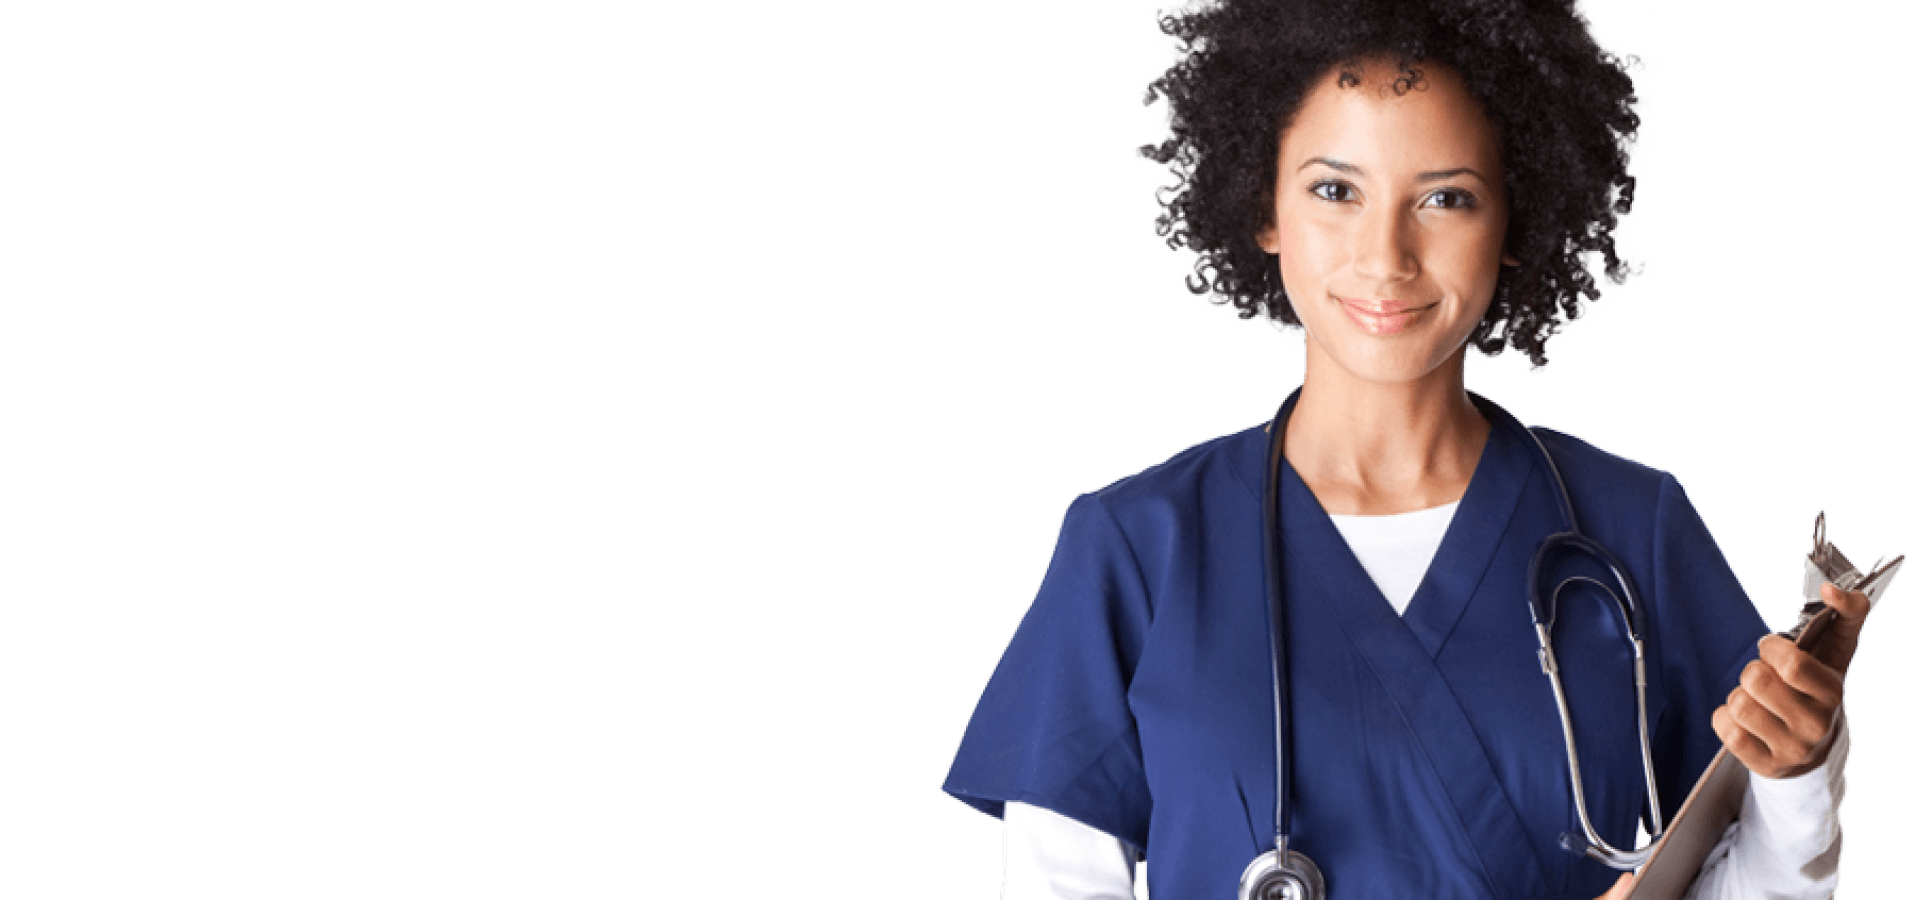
[1256,222,1280,254]
[1501,252,1520,267]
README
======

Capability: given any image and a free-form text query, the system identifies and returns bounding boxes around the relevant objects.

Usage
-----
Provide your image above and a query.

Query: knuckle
[1772,734,1807,762]
[1789,710,1820,739]
[1800,669,1834,699]
[1713,710,1748,747]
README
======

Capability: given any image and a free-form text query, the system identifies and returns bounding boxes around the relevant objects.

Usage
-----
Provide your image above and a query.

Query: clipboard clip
[1785,512,1904,645]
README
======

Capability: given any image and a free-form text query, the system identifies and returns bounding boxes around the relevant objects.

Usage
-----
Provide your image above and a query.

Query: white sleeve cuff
[1684,711,1848,900]
[1003,801,1137,900]
[1746,709,1848,820]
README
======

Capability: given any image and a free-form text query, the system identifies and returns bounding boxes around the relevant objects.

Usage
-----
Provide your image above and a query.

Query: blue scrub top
[943,399,1767,900]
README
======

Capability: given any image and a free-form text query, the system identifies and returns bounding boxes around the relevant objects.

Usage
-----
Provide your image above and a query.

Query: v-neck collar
[1228,390,1552,893]
[1233,389,1537,658]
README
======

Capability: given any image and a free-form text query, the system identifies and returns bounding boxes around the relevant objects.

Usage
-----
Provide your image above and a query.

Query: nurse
[943,1,1866,899]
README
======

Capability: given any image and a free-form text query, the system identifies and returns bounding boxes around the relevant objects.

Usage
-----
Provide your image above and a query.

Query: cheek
[1273,215,1346,294]
[1425,228,1506,310]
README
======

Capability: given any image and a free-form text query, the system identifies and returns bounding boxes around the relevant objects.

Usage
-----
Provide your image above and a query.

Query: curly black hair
[1140,0,1637,365]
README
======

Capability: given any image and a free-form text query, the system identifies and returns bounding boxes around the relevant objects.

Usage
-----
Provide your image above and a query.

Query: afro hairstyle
[1141,0,1639,365]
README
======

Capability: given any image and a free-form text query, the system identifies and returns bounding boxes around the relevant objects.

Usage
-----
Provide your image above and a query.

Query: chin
[1314,332,1467,387]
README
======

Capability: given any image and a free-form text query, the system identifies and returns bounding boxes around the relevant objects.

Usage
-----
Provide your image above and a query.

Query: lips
[1335,295,1435,335]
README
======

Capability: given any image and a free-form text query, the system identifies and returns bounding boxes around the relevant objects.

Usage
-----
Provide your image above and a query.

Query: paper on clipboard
[1627,515,1901,900]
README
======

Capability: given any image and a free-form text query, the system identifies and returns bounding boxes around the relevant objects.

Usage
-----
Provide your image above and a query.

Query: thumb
[1814,583,1870,675]
[1820,582,1871,625]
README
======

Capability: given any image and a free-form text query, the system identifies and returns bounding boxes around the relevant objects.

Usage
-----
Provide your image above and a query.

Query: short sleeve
[1648,474,1771,820]
[942,493,1155,850]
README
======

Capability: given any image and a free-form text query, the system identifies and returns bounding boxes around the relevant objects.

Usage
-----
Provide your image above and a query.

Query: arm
[1687,582,1867,899]
[1682,716,1847,900]
[1002,802,1137,900]
[1591,704,1851,900]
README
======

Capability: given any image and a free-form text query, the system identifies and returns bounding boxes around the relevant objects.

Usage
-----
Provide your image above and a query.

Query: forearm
[1683,713,1847,900]
[1002,801,1137,900]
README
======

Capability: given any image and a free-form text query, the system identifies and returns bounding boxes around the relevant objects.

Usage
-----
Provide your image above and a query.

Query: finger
[1756,636,1845,709]
[1736,657,1836,748]
[1820,583,1872,625]
[1712,704,1777,776]
[1595,872,1635,900]
[1811,584,1869,675]
[1724,685,1811,762]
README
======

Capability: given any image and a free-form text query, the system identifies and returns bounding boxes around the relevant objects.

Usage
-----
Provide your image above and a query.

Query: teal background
[7,0,1924,896]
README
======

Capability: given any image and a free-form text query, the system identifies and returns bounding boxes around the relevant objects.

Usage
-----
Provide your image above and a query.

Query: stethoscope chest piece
[1239,845,1325,900]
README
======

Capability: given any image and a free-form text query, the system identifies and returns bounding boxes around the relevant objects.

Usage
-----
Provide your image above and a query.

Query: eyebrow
[1298,157,1489,185]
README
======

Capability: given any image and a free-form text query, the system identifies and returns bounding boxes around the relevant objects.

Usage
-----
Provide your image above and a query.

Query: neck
[1282,347,1489,515]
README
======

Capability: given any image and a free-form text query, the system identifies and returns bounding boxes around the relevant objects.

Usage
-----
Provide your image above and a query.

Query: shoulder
[1513,424,1723,556]
[1079,424,1264,520]
[1048,424,1264,591]
[1033,426,1266,634]
[1521,425,1685,513]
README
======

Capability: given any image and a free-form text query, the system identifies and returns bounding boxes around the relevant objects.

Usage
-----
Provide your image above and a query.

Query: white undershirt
[1328,500,1460,615]
[1002,506,1846,900]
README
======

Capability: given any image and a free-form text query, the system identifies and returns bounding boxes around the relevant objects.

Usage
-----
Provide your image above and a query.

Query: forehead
[1280,59,1502,173]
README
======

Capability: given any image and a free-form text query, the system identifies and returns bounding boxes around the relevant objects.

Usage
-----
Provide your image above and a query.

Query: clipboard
[1627,514,1902,899]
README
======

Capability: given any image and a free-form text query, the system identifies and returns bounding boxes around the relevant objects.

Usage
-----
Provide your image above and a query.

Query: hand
[1594,872,1634,900]
[1710,583,1869,778]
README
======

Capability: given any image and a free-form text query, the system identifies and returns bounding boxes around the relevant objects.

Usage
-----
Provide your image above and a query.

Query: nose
[1351,204,1419,284]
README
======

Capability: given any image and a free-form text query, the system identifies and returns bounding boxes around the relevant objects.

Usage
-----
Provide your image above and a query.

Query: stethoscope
[1240,390,1663,900]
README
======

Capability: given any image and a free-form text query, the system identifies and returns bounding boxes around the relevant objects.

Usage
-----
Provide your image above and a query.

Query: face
[1256,59,1511,386]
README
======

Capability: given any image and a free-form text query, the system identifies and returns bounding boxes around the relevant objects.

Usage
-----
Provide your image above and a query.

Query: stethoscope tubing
[1262,391,1296,846]
[1256,390,1665,890]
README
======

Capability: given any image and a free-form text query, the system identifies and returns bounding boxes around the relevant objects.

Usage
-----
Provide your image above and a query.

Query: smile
[1334,295,1436,336]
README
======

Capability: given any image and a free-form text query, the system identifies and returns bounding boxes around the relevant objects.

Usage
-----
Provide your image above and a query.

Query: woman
[942,1,1864,898]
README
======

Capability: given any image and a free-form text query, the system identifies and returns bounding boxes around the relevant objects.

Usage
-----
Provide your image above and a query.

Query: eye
[1422,188,1479,211]
[1309,180,1356,204]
